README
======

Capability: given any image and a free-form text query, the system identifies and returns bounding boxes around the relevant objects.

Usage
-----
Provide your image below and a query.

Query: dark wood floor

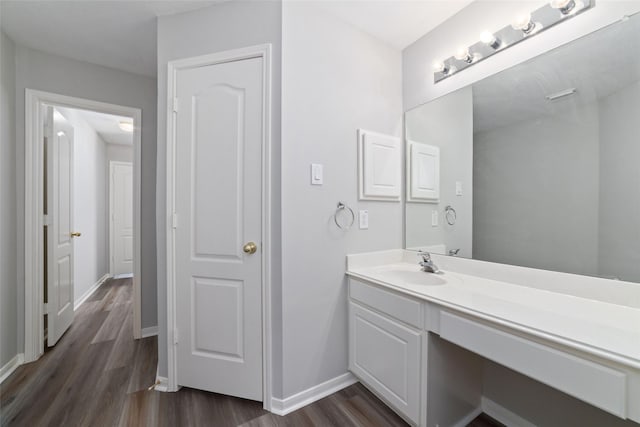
[1,278,501,427]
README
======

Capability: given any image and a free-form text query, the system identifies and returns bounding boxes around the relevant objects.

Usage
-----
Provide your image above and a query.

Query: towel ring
[334,202,355,230]
[445,205,457,226]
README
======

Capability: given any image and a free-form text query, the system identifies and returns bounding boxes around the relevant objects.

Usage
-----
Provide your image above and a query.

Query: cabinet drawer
[350,279,423,329]
[349,302,421,425]
[439,311,627,418]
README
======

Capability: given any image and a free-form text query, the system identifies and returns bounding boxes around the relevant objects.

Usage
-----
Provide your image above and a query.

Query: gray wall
[405,86,473,258]
[1,31,17,367]
[473,103,600,277]
[155,1,283,390]
[598,80,640,283]
[14,46,158,354]
[56,107,110,303]
[281,2,402,398]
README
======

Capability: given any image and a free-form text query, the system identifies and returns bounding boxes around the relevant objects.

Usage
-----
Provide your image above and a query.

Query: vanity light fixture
[433,0,594,83]
[480,31,501,49]
[119,121,134,132]
[512,14,537,35]
[550,0,576,15]
[454,46,473,63]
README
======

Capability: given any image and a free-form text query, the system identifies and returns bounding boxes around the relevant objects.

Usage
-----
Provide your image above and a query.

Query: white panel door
[46,107,75,346]
[175,57,263,401]
[110,161,134,276]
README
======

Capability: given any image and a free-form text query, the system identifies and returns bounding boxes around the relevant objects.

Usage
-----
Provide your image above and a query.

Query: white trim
[166,43,273,409]
[74,273,111,310]
[452,406,484,427]
[24,89,143,363]
[0,353,24,384]
[482,396,536,427]
[113,273,134,279]
[270,373,357,416]
[109,161,134,278]
[141,326,159,338]
[154,375,170,392]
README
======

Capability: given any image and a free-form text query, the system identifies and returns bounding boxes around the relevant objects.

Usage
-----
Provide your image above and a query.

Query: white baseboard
[154,375,170,392]
[0,353,24,384]
[271,372,357,416]
[482,396,536,427]
[141,326,158,338]
[113,273,134,279]
[452,406,483,427]
[74,273,111,310]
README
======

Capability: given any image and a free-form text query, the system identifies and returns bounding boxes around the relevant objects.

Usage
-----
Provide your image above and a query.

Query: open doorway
[24,90,142,362]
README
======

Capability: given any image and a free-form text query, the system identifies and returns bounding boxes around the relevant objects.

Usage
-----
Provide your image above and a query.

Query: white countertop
[347,251,640,370]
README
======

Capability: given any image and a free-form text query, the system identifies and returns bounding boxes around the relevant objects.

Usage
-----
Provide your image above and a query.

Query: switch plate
[431,210,438,227]
[359,210,369,229]
[311,163,323,185]
[456,181,463,196]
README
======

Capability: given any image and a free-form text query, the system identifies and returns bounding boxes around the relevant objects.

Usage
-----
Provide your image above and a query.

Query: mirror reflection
[405,13,640,283]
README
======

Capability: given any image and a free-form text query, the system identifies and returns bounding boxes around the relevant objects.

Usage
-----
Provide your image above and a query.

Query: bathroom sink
[369,265,448,286]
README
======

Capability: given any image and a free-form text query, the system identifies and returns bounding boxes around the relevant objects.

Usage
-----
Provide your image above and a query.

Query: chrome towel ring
[334,202,355,230]
[445,205,457,226]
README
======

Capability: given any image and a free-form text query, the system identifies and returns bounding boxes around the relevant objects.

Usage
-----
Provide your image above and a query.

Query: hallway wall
[1,31,18,368]
[56,107,110,304]
[14,45,158,355]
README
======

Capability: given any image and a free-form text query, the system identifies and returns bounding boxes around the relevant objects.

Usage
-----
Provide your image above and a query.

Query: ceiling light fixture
[432,0,594,83]
[119,121,134,132]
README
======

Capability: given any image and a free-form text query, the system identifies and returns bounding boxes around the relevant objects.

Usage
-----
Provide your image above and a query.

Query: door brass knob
[70,232,82,237]
[243,242,257,254]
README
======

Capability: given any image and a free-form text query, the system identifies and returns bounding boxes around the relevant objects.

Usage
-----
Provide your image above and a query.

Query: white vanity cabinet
[348,279,423,425]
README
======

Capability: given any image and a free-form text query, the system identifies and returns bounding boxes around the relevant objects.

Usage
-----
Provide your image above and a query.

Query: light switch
[359,210,369,229]
[456,181,463,196]
[311,163,323,185]
[431,210,438,227]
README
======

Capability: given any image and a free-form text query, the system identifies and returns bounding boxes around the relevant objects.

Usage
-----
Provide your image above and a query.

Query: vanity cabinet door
[349,301,421,425]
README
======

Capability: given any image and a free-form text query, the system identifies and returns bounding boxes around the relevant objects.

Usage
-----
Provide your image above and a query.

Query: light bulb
[512,13,535,34]
[57,131,65,137]
[480,31,501,49]
[432,61,449,74]
[550,0,576,14]
[119,121,134,132]
[454,47,472,63]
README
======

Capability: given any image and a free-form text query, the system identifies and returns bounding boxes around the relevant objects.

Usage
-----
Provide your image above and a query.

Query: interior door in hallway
[46,106,75,346]
[110,161,133,276]
[174,56,264,401]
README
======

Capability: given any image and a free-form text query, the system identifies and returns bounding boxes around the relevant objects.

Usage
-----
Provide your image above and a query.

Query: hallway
[0,278,156,426]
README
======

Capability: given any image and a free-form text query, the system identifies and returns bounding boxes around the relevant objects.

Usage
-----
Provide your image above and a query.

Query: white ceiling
[56,106,134,146]
[473,13,640,134]
[0,0,472,78]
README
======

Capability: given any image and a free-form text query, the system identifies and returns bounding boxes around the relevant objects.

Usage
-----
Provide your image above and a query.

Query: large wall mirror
[405,12,640,283]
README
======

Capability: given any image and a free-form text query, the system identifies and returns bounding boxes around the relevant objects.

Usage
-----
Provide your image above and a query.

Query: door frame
[165,44,273,410]
[109,160,134,276]
[24,89,143,362]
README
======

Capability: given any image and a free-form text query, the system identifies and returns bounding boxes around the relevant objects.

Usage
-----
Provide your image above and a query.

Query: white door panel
[47,106,75,346]
[110,162,133,275]
[175,56,263,401]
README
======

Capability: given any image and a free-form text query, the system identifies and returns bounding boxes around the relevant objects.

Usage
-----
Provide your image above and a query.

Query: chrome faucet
[417,251,441,274]
[448,248,460,256]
